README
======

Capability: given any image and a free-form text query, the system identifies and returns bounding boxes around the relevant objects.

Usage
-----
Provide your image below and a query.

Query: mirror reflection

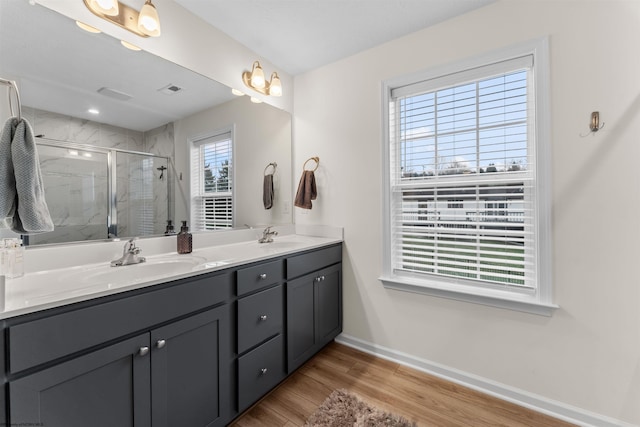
[0,1,292,246]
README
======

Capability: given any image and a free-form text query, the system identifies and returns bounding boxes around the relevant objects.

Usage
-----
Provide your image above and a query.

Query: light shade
[138,0,161,37]
[250,62,265,89]
[88,0,119,16]
[268,72,282,97]
[76,21,101,33]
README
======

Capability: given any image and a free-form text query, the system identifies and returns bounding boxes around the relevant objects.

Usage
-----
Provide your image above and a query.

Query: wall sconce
[242,61,282,97]
[83,0,161,38]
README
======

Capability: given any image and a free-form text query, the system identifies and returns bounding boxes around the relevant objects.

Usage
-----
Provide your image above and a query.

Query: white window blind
[389,55,536,291]
[191,131,233,230]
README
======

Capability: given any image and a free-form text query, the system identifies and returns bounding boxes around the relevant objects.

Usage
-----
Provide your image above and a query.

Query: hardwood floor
[230,341,576,427]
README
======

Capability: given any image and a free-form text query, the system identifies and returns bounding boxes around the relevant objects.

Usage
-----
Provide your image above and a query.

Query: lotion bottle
[177,221,192,254]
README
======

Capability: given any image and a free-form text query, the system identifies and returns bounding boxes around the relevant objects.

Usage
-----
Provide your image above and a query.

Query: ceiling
[175,0,495,76]
[0,0,235,132]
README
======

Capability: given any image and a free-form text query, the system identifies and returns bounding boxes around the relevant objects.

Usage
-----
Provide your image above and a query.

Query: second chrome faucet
[111,237,146,267]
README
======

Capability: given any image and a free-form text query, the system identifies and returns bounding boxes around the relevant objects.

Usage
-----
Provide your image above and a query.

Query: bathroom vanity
[0,232,342,426]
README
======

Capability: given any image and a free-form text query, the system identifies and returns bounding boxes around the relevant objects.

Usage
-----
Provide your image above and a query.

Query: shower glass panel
[27,145,109,245]
[22,139,170,246]
[115,152,169,239]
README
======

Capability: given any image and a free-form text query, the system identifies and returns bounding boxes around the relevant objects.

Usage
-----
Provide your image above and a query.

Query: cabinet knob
[321,275,326,281]
[260,368,268,376]
[156,339,166,349]
[259,315,268,321]
[259,273,267,280]
[315,276,321,282]
[138,346,150,357]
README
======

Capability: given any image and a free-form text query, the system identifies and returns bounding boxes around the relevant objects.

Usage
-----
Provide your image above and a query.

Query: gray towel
[0,117,53,234]
[263,173,274,209]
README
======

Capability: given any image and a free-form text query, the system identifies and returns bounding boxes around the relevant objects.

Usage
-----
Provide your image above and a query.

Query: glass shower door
[27,145,109,245]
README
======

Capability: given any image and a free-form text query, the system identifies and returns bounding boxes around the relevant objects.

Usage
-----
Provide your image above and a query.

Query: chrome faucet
[258,226,278,244]
[111,238,146,267]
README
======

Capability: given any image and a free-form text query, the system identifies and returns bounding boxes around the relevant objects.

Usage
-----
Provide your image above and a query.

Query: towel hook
[0,78,22,121]
[580,111,605,137]
[264,162,277,176]
[303,156,320,172]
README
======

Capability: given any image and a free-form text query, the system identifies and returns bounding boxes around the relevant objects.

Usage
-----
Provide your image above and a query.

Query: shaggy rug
[304,389,417,427]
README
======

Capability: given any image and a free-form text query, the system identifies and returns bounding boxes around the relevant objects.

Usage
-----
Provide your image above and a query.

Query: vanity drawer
[237,259,283,296]
[8,271,233,374]
[238,334,285,411]
[286,244,342,279]
[237,285,283,354]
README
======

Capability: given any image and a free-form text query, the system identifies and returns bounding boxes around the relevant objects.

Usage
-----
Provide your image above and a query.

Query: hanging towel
[0,117,54,234]
[263,173,274,210]
[294,170,317,209]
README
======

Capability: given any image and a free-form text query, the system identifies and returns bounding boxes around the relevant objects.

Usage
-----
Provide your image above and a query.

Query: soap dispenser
[177,221,192,254]
[164,219,176,235]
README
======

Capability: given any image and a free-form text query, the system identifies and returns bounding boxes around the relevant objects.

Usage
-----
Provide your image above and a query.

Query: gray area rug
[304,389,417,427]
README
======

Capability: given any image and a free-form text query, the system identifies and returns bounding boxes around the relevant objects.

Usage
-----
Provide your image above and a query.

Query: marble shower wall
[22,107,173,244]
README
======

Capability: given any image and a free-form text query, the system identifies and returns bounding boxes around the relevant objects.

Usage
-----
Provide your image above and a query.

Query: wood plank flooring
[230,341,576,427]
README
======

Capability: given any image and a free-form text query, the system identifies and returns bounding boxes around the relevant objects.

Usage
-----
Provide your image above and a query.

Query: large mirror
[0,0,292,246]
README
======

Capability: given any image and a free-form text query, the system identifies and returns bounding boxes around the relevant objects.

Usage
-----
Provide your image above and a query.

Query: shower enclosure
[24,138,170,246]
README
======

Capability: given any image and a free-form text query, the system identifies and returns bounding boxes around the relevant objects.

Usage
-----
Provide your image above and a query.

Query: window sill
[379,276,558,317]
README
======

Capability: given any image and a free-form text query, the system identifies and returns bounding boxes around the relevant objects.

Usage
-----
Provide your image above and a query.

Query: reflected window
[191,130,234,230]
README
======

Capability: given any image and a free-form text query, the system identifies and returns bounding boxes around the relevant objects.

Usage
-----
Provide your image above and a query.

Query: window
[381,39,554,315]
[191,130,234,230]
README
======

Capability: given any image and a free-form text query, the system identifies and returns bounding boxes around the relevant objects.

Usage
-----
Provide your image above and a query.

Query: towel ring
[264,162,277,176]
[303,156,320,172]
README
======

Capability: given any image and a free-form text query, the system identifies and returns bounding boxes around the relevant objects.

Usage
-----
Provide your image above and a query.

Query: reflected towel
[0,117,54,234]
[263,173,274,210]
[294,170,317,209]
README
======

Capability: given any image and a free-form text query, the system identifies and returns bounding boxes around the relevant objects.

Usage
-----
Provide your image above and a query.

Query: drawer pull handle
[259,273,267,280]
[259,315,268,321]
[138,346,150,357]
[156,339,166,349]
[321,275,326,281]
[260,368,268,376]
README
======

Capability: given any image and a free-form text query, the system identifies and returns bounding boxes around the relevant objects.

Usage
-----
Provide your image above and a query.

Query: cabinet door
[316,263,342,348]
[151,305,230,427]
[286,273,316,372]
[287,263,342,373]
[9,334,151,427]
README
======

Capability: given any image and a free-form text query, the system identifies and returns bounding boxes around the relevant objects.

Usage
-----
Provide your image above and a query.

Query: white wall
[173,95,292,228]
[293,0,640,424]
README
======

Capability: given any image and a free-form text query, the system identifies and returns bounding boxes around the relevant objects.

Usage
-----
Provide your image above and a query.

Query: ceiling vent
[97,87,132,101]
[159,84,183,95]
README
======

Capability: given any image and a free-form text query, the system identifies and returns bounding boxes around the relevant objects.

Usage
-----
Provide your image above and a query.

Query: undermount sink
[62,255,208,287]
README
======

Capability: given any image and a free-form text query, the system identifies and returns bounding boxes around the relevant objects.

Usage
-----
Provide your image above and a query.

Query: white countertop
[1,225,342,320]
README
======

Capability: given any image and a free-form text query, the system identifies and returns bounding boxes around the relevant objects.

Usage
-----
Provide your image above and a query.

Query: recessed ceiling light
[120,40,141,51]
[88,108,100,115]
[76,21,101,34]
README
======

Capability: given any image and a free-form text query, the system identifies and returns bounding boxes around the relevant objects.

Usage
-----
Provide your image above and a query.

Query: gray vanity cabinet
[6,272,233,427]
[286,245,342,373]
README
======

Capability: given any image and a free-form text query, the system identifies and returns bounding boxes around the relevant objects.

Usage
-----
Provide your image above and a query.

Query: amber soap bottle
[177,221,193,254]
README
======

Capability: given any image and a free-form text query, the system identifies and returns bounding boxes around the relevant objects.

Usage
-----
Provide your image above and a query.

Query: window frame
[380,38,556,316]
[189,127,236,231]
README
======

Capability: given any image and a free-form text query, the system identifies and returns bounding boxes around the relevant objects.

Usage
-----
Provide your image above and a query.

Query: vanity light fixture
[83,0,161,38]
[242,61,282,97]
[250,97,263,104]
[231,88,245,96]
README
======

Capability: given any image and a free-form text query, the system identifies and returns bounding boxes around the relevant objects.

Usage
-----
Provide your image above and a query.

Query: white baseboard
[335,334,636,427]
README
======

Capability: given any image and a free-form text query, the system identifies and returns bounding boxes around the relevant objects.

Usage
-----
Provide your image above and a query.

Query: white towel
[0,117,53,234]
